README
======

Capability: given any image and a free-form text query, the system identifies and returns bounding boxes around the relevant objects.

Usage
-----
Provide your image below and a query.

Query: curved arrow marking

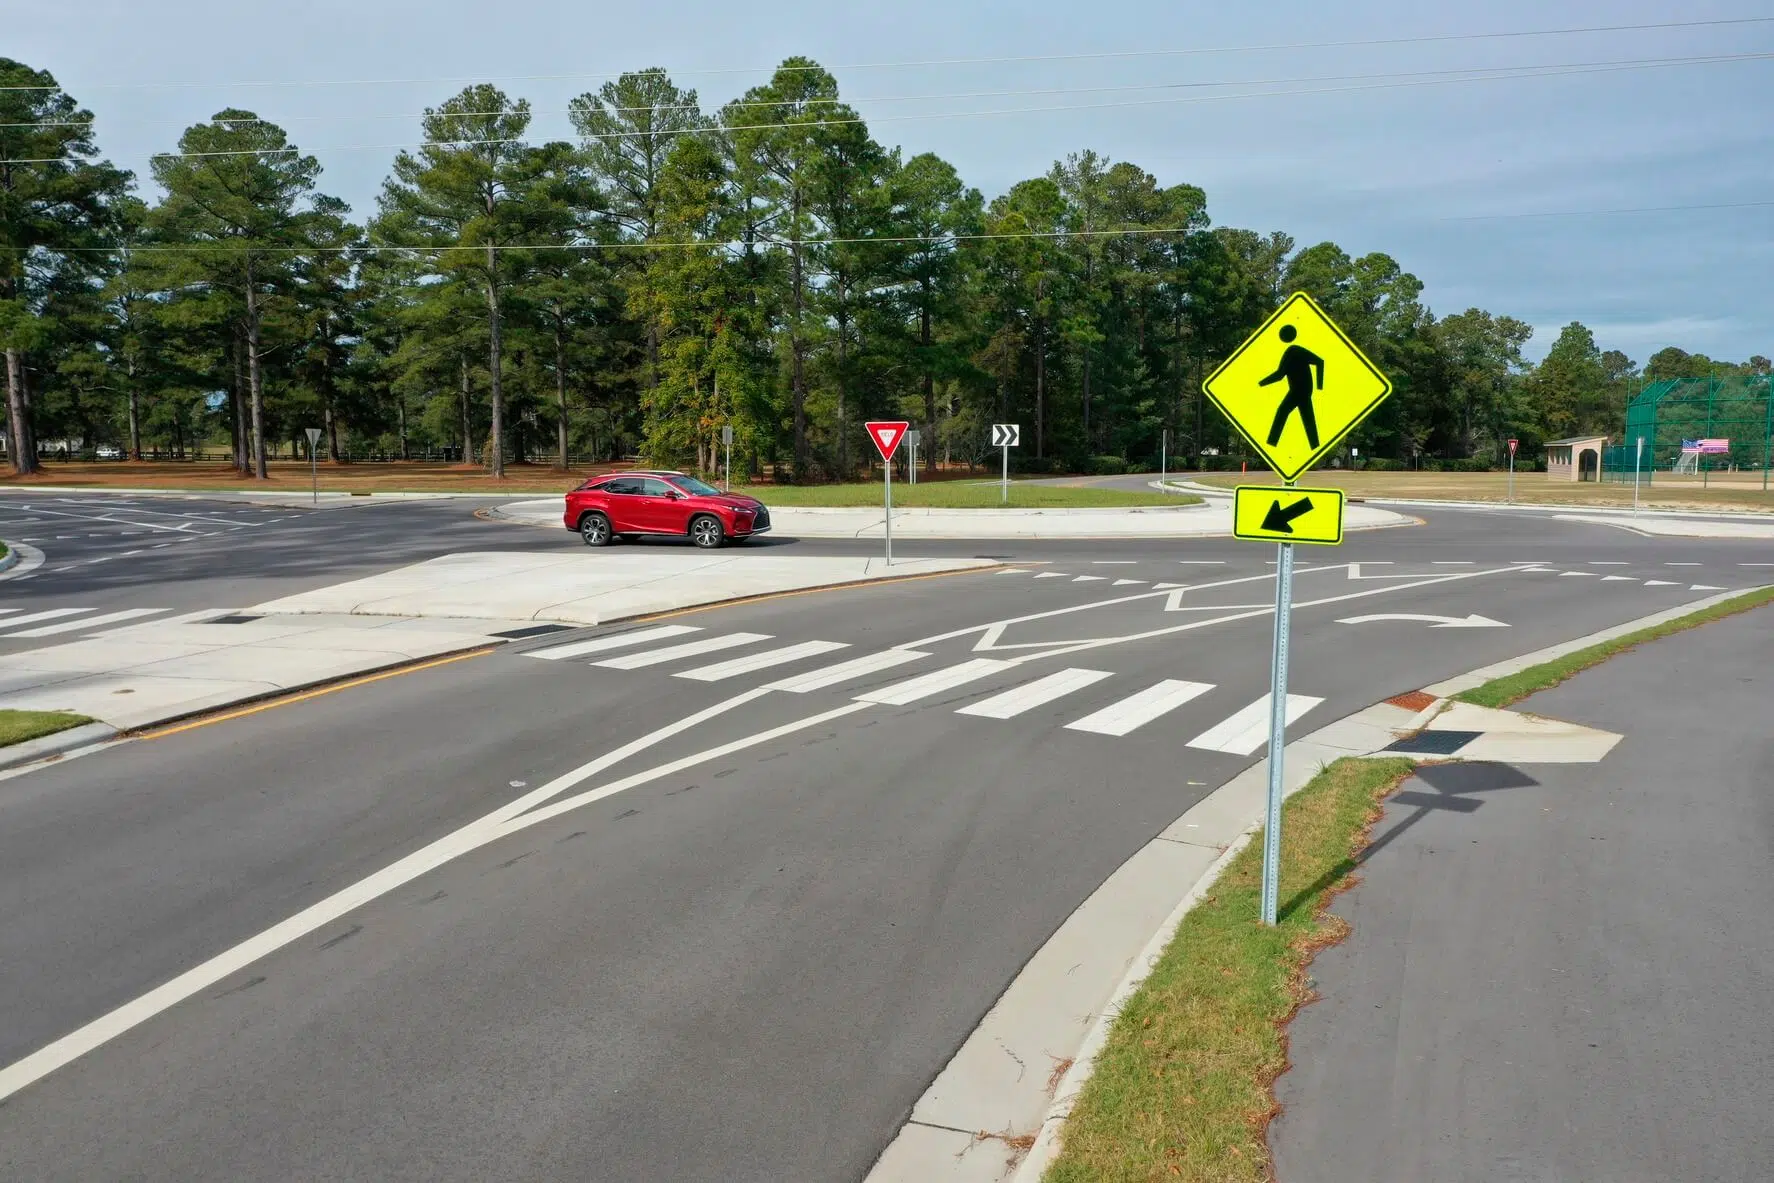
[1337,612,1508,628]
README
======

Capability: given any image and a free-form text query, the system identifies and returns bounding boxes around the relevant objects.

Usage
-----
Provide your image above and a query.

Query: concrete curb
[0,722,120,773]
[0,540,45,581]
[873,585,1774,1183]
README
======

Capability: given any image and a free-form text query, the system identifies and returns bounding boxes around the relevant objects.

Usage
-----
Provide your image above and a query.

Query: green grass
[0,709,94,748]
[733,482,1196,508]
[1454,586,1774,709]
[1045,757,1416,1183]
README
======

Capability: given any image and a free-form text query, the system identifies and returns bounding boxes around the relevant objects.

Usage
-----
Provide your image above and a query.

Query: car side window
[599,478,639,495]
[637,478,675,497]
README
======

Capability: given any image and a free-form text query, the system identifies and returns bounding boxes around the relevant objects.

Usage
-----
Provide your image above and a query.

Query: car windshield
[671,476,722,496]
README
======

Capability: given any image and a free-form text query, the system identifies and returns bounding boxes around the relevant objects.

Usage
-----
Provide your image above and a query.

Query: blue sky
[14,0,1773,363]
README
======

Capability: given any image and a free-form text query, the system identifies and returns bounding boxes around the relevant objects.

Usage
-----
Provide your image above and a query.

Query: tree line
[3,55,1767,480]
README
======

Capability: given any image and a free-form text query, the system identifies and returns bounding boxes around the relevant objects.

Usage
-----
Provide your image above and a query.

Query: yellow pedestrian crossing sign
[1202,292,1392,481]
[1232,485,1345,545]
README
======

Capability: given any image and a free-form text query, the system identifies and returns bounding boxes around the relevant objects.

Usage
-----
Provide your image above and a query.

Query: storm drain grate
[205,614,264,625]
[493,623,575,640]
[1385,730,1482,755]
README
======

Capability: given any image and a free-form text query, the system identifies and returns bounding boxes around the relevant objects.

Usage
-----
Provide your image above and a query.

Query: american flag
[1681,438,1731,454]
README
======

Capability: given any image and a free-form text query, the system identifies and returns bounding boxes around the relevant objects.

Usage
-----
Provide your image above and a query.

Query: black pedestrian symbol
[1259,324,1325,450]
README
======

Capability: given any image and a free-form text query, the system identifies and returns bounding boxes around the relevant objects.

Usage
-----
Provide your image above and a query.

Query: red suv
[563,471,772,549]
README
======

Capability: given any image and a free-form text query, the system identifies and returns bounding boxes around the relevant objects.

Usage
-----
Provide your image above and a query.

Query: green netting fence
[1603,376,1774,487]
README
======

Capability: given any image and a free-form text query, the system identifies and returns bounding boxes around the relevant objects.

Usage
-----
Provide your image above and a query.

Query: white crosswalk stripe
[766,648,929,693]
[525,625,701,661]
[593,632,772,670]
[0,608,91,632]
[6,608,166,638]
[958,668,1113,719]
[1186,693,1323,755]
[1065,679,1214,737]
[856,658,1013,706]
[675,639,849,682]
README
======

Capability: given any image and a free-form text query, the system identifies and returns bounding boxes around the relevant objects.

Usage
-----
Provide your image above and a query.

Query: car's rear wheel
[689,514,725,549]
[579,512,612,547]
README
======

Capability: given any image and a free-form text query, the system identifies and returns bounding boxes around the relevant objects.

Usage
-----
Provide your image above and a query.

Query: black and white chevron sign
[991,423,1020,448]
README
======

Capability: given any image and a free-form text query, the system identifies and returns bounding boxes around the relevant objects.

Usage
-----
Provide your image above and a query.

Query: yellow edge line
[135,647,496,740]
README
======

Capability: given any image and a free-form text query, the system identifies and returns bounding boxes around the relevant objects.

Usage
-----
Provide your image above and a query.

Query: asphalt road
[0,490,1771,1179]
[1270,602,1774,1183]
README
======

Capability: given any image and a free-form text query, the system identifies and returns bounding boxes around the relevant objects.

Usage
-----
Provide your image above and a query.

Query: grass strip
[731,483,1195,509]
[1453,586,1774,709]
[0,709,95,748]
[1045,756,1416,1182]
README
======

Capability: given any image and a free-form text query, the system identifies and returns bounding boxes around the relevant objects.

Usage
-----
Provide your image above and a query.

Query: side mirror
[667,490,686,500]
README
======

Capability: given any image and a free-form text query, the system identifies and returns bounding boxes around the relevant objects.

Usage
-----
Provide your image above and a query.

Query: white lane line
[6,609,165,638]
[1742,563,1774,567]
[958,668,1112,719]
[1590,561,1629,566]
[524,624,701,661]
[856,658,1013,705]
[1665,562,1701,567]
[1091,561,1138,565]
[0,607,91,632]
[0,689,869,1106]
[1187,693,1323,755]
[766,648,929,693]
[1431,561,1473,565]
[674,639,849,682]
[1177,560,1225,565]
[593,631,771,669]
[1064,678,1214,737]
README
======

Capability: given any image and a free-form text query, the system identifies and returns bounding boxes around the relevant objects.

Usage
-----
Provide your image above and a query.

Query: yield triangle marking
[1601,575,1637,582]
[1072,575,1107,582]
[1690,584,1726,591]
[1033,571,1069,580]
[1152,582,1187,590]
[1558,571,1594,577]
[1644,579,1678,586]
[1112,578,1145,586]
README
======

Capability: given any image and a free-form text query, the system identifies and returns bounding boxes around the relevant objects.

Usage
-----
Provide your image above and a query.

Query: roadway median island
[1191,469,1774,514]
[493,493,1409,540]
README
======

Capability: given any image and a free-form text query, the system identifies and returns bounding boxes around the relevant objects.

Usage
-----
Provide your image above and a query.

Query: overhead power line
[1444,199,1774,220]
[8,51,1764,165]
[0,15,1769,91]
[7,50,1766,129]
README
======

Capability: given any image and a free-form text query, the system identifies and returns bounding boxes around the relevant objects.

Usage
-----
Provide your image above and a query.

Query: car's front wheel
[579,512,613,547]
[689,514,725,549]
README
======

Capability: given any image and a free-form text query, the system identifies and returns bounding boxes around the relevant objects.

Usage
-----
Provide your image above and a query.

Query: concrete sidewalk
[250,550,995,623]
[1269,603,1774,1182]
[492,496,1411,538]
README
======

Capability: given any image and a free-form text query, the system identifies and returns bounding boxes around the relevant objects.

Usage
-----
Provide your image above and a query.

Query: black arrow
[1261,496,1314,534]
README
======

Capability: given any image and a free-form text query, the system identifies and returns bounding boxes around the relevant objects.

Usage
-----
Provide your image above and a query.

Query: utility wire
[1,15,1769,91]
[1443,199,1774,220]
[9,51,1762,164]
[8,50,1766,129]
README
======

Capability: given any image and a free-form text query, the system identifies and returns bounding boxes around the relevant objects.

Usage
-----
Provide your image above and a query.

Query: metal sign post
[305,427,322,506]
[991,423,1019,503]
[1634,436,1644,511]
[1198,292,1393,928]
[1161,428,1168,486]
[1507,438,1518,502]
[907,429,921,486]
[1261,523,1295,927]
[866,421,909,567]
[722,424,733,493]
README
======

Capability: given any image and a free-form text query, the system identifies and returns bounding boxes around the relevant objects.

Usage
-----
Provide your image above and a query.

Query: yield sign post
[1208,293,1394,926]
[867,420,909,566]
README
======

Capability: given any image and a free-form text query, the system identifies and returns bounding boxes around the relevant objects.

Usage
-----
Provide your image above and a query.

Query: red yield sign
[867,420,909,462]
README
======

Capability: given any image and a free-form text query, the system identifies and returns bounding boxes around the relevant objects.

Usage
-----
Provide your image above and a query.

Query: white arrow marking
[1336,612,1508,629]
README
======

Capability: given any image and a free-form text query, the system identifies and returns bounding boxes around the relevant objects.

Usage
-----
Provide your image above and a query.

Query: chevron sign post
[992,423,1020,503]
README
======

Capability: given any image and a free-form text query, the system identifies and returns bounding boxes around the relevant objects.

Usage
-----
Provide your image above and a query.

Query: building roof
[1544,435,1609,447]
